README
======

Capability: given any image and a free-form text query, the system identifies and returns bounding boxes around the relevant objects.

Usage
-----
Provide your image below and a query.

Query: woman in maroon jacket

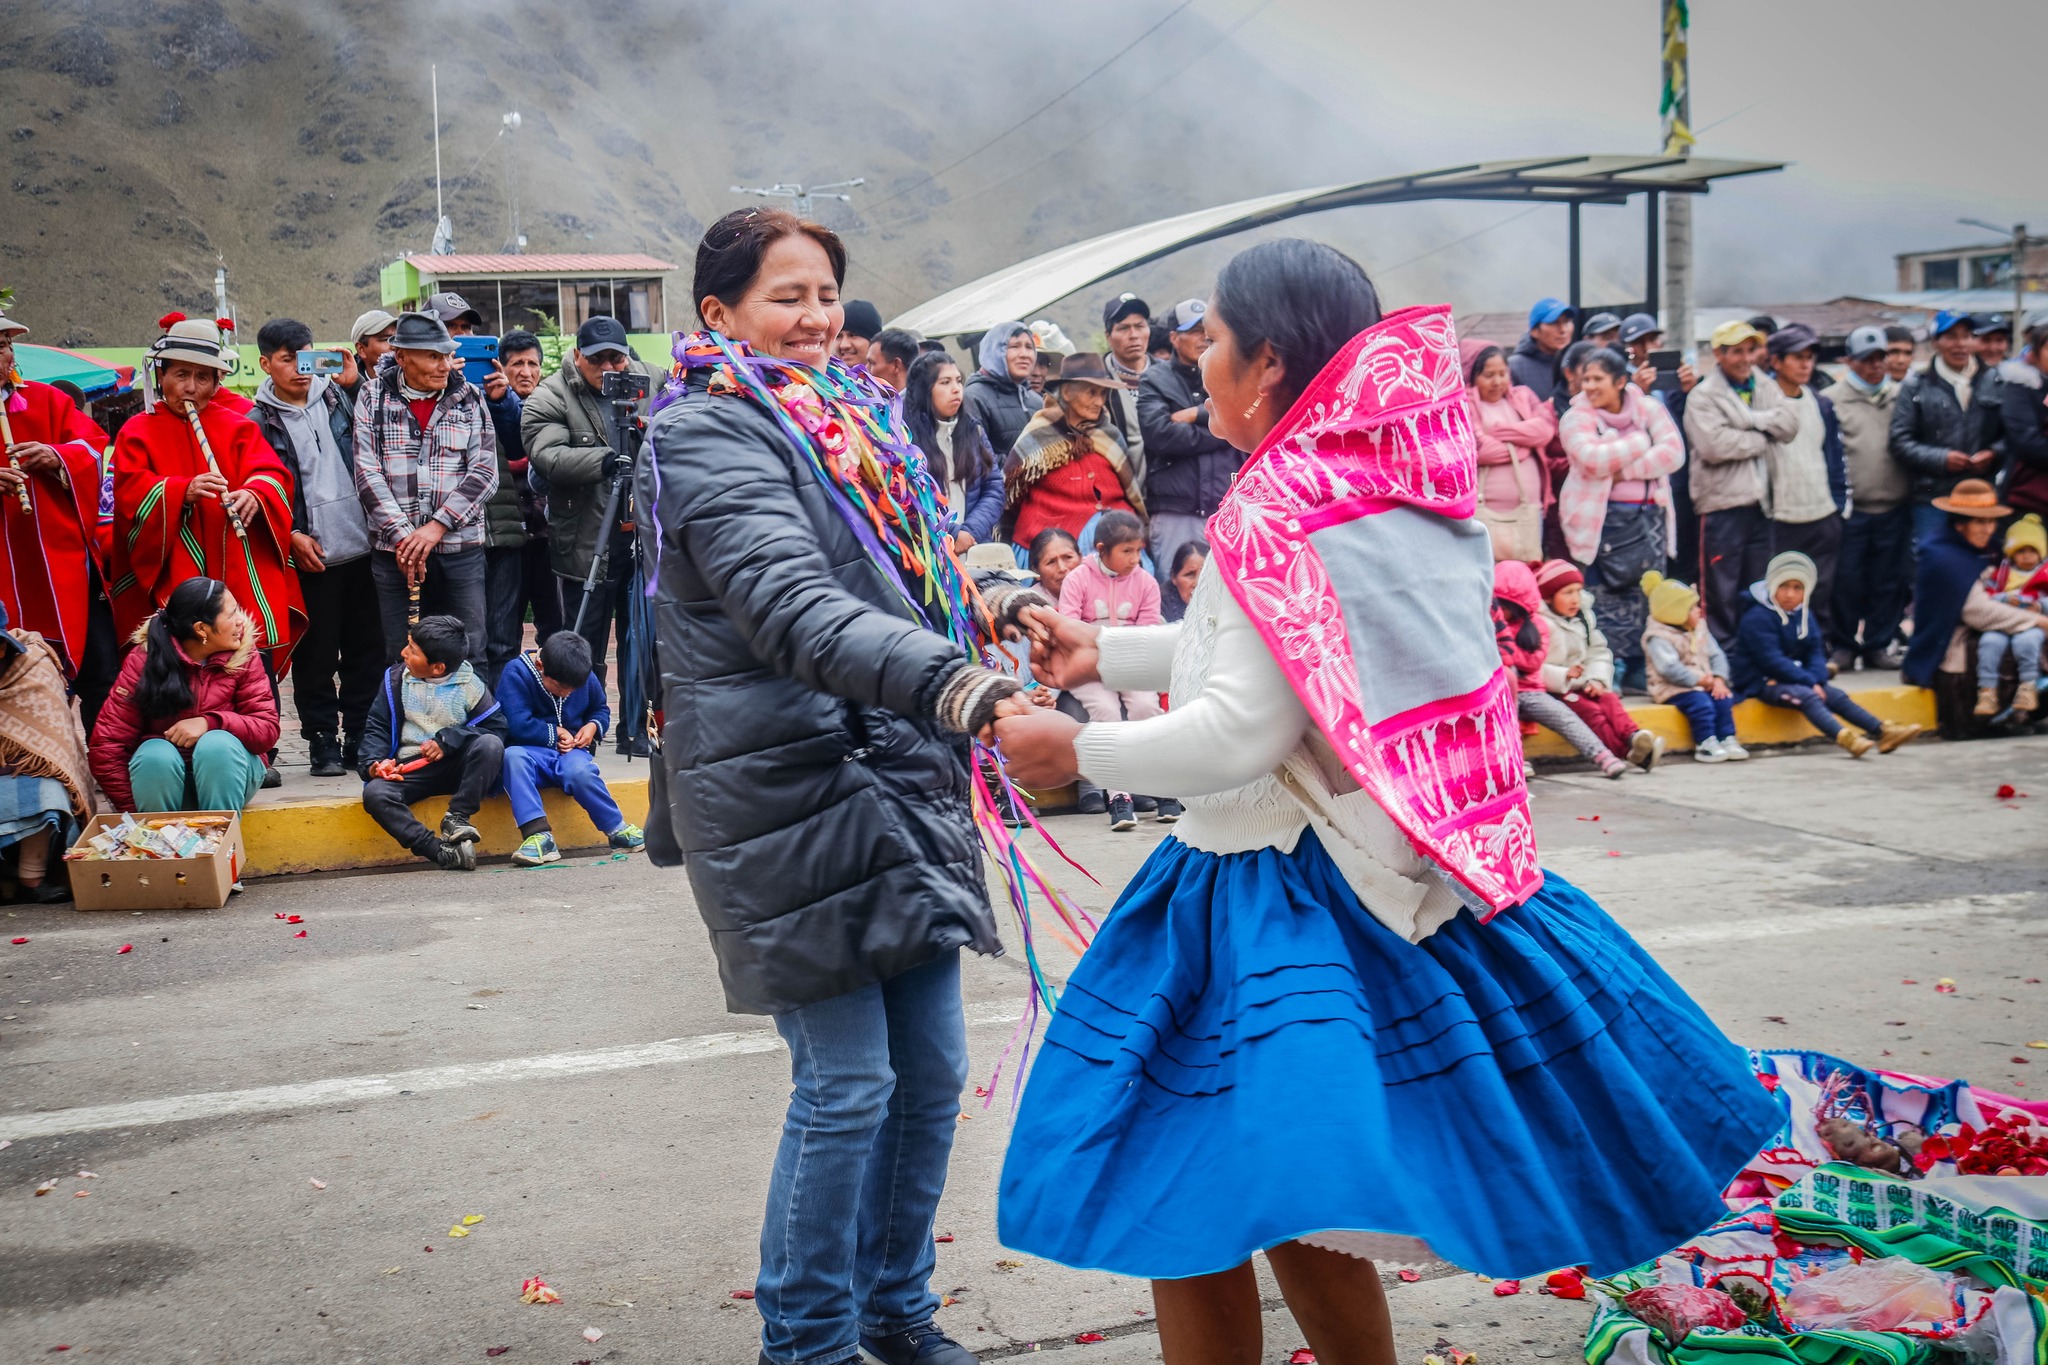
[88,577,279,813]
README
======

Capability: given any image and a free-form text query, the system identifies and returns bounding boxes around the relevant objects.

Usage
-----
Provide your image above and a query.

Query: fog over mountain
[5,0,2038,348]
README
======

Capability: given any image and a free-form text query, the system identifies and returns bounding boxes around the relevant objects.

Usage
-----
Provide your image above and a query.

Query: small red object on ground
[294,930,308,938]
[730,1289,755,1300]
[1544,1268,1587,1299]
[1397,1269,1422,1282]
[1075,1333,1106,1344]
[286,915,303,924]
[934,1234,954,1243]
[117,943,132,954]
[1492,1279,1522,1296]
[11,937,27,944]
[1289,1351,1317,1365]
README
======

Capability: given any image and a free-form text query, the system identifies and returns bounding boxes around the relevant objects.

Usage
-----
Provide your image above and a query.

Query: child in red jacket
[88,577,279,813]
[1494,560,1627,779]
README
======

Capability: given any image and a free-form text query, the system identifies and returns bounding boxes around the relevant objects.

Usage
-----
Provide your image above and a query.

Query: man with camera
[252,317,384,776]
[522,316,653,682]
[352,311,499,670]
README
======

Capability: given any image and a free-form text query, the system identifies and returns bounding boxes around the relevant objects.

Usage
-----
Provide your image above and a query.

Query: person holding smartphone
[252,318,385,777]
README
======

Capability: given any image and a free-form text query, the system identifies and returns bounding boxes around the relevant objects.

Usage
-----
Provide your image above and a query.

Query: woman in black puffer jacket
[636,208,1032,1365]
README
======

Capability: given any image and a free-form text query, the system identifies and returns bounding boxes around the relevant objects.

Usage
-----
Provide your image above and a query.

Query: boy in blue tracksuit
[1727,551,1920,758]
[497,631,644,866]
[360,615,507,871]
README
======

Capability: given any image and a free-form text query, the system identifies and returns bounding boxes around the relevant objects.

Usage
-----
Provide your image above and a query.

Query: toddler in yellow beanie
[1640,572,1746,762]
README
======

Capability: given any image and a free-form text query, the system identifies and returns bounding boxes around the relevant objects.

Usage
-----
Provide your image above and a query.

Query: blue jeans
[1978,627,2046,691]
[1666,689,1736,743]
[502,745,623,835]
[1753,681,1883,740]
[758,952,967,1365]
[128,731,264,812]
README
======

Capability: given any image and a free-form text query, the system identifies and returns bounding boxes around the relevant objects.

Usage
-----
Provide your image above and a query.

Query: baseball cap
[1102,293,1150,331]
[390,312,458,354]
[575,315,632,357]
[1527,297,1575,328]
[424,292,483,328]
[1618,313,1662,345]
[1581,312,1622,338]
[1930,309,1974,338]
[1765,323,1819,358]
[350,309,399,344]
[1169,299,1207,333]
[1971,312,2012,336]
[1844,325,1888,360]
[1710,320,1764,350]
[840,300,883,340]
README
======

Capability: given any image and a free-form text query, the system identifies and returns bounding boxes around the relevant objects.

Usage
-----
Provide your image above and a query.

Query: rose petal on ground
[462,1215,484,1225]
[1901,979,1918,985]
[486,1350,510,1358]
[76,1171,95,1179]
[116,943,132,954]
[1997,784,2017,799]
[293,930,308,938]
[582,1327,604,1343]
[286,915,303,924]
[34,1179,56,1195]
[729,1290,754,1300]
[934,1234,954,1243]
[73,1189,89,1197]
[1075,1333,1106,1344]
[310,1179,327,1189]
[1492,1279,1522,1296]
[8,937,24,944]
[1397,1269,1422,1282]
[448,1227,469,1238]
[1290,1351,1317,1364]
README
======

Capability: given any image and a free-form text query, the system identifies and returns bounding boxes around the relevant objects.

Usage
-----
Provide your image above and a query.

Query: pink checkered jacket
[1555,388,1684,565]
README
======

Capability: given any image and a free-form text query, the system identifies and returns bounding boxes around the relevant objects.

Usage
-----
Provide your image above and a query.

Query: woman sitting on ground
[1157,538,1208,624]
[903,351,1002,552]
[0,603,96,902]
[89,577,279,814]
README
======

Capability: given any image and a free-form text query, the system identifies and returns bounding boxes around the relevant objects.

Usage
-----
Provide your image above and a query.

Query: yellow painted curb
[1522,685,1936,759]
[242,779,650,878]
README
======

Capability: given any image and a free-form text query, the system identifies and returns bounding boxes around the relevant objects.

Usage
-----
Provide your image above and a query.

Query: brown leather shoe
[1876,721,1922,754]
[1836,728,1876,758]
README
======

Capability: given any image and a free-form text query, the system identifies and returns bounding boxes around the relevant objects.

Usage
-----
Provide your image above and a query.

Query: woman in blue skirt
[990,240,1781,1365]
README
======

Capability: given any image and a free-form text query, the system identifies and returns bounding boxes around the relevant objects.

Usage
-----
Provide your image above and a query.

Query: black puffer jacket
[962,369,1041,458]
[1136,357,1236,518]
[1888,361,2005,503]
[636,375,1003,1015]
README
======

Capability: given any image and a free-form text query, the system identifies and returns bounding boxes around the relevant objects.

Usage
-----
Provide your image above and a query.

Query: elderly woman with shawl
[1000,352,1145,554]
[0,602,95,903]
[991,240,1779,1365]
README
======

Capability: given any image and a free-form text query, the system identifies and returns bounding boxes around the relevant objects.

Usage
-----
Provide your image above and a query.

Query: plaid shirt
[351,362,499,553]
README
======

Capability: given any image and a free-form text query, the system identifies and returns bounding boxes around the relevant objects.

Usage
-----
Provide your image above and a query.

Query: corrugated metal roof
[408,253,678,276]
[891,154,1783,337]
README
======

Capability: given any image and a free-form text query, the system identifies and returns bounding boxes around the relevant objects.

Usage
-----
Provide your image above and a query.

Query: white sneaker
[1693,736,1729,764]
[1721,738,1751,761]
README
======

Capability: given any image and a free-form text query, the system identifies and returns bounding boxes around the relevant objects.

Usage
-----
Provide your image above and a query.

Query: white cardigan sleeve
[1072,588,1308,798]
[1094,624,1179,692]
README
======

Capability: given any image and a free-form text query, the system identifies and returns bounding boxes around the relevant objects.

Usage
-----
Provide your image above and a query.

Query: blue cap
[1930,309,1975,338]
[1528,297,1575,328]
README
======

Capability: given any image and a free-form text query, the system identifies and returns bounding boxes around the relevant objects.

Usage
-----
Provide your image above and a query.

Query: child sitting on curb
[1535,560,1662,771]
[1495,561,1627,779]
[360,615,505,871]
[1729,552,1921,759]
[1976,513,2048,716]
[497,631,645,867]
[1640,572,1748,763]
[1056,510,1176,830]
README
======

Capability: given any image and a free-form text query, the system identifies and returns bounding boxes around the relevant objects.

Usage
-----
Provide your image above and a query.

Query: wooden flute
[182,401,248,541]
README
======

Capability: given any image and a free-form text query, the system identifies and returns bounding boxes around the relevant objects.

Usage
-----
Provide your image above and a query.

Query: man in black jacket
[1137,299,1235,555]
[961,320,1042,459]
[1509,297,1577,401]
[251,317,384,777]
[1889,310,2003,549]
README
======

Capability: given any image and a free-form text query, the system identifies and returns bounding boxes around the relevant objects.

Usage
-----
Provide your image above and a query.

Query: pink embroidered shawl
[1204,304,1543,916]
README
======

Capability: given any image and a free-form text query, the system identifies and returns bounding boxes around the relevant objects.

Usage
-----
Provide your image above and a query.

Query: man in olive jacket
[521,316,653,679]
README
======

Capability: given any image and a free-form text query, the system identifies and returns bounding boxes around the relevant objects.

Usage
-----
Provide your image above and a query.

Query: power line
[1373,206,1545,277]
[862,0,1197,216]
[875,0,1272,230]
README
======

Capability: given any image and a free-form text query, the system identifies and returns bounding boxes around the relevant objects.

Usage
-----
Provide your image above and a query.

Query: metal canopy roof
[890,154,1784,338]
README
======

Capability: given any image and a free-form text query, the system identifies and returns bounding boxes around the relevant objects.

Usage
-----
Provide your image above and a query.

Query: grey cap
[1169,298,1207,333]
[1581,312,1623,339]
[1618,312,1661,345]
[1844,325,1889,360]
[424,292,483,328]
[350,309,399,344]
[390,312,458,354]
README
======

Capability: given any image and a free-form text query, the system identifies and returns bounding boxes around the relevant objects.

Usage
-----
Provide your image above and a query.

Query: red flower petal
[117,944,133,954]
[9,937,27,945]
[1289,1352,1317,1365]
[293,930,308,938]
[274,913,287,920]
[1544,1269,1586,1299]
[1075,1333,1106,1344]
[1493,1279,1522,1296]
[730,1289,755,1300]
[1997,784,2018,799]
[487,1350,510,1358]
[934,1234,954,1243]
[286,915,303,924]
[1397,1269,1422,1282]
[1605,850,1622,857]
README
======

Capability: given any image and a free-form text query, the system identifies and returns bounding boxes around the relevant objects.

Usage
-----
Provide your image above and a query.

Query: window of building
[498,280,565,334]
[569,282,616,329]
[619,280,659,332]
[1920,258,1961,291]
[1971,253,2014,289]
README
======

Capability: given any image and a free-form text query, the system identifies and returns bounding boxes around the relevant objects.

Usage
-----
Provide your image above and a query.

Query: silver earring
[1243,394,1264,420]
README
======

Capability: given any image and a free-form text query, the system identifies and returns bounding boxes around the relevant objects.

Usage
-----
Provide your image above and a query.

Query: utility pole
[1659,0,1694,358]
[729,179,866,219]
[502,110,525,253]
[429,64,454,255]
[1960,217,2029,341]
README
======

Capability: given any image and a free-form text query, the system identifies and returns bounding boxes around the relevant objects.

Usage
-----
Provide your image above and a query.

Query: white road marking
[2,897,2029,1143]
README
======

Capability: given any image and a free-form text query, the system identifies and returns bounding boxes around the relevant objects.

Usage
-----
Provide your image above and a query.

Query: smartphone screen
[296,349,348,376]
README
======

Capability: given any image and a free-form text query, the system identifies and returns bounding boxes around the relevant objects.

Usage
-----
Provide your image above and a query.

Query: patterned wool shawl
[1204,304,1542,915]
[1001,409,1145,516]
[0,630,95,822]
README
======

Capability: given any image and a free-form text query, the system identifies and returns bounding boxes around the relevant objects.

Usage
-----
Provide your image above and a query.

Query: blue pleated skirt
[996,831,1781,1281]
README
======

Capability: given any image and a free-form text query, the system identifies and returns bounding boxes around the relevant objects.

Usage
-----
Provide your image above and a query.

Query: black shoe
[1154,797,1183,823]
[431,838,475,871]
[1107,795,1136,831]
[307,735,345,778]
[1131,794,1158,813]
[341,735,364,776]
[858,1322,978,1365]
[439,812,481,845]
[15,881,72,904]
[1076,788,1107,816]
[260,763,282,790]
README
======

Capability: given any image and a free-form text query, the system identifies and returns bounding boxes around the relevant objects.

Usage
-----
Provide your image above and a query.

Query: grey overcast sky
[1218,0,2044,310]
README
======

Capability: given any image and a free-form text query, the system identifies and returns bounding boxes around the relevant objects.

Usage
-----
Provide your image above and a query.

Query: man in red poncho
[0,310,113,724]
[109,314,306,675]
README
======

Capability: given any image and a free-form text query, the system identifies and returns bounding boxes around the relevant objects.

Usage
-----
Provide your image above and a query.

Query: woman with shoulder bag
[1463,339,1556,563]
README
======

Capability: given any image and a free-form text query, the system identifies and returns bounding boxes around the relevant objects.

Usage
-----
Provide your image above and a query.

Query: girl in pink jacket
[1056,511,1170,829]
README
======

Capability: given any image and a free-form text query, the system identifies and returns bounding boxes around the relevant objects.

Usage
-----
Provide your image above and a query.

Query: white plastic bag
[1784,1257,1964,1335]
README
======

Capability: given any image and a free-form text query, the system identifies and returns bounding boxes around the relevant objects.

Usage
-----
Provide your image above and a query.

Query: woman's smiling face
[700,232,843,368]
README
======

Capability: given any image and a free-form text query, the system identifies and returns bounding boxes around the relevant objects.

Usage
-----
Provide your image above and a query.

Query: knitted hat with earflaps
[2006,513,2047,560]
[1533,560,1583,599]
[1640,571,1699,627]
[1761,551,1819,638]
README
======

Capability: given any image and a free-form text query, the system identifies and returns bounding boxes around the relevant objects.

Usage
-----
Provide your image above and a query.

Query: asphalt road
[3,735,2045,1364]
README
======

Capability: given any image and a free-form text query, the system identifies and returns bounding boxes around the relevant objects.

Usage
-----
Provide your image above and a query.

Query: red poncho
[1,380,107,673]
[109,398,306,671]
